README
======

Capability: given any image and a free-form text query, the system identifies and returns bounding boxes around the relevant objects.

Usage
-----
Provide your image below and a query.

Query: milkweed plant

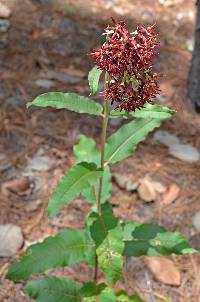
[6,19,196,302]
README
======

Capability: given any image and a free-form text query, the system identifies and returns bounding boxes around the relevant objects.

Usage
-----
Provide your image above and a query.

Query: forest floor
[0,0,200,301]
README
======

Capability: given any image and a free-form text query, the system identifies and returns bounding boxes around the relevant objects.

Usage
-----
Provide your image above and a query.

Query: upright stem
[97,99,109,213]
[94,98,109,283]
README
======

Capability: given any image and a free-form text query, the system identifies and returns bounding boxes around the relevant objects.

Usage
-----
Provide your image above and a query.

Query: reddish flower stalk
[91,19,160,111]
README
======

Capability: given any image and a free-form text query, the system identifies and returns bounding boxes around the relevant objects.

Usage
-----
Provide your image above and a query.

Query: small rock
[169,143,200,163]
[27,148,54,171]
[154,130,179,147]
[192,211,200,232]
[35,79,55,89]
[46,71,82,84]
[0,3,11,18]
[162,183,180,205]
[138,178,156,202]
[0,19,10,32]
[0,224,23,257]
[113,173,138,191]
[145,256,181,286]
[152,181,166,193]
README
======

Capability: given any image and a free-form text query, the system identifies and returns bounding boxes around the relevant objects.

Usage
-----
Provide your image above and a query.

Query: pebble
[113,173,138,191]
[154,130,200,163]
[154,130,179,147]
[192,211,200,232]
[0,224,23,257]
[169,143,200,163]
[35,79,55,89]
[0,18,10,32]
[46,71,82,84]
[138,178,156,202]
[0,3,11,18]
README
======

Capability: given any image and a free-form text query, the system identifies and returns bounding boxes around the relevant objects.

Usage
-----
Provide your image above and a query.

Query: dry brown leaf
[145,256,181,286]
[162,183,180,205]
[138,178,156,202]
[1,177,31,197]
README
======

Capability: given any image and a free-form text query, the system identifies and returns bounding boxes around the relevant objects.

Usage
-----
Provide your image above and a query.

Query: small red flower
[91,19,160,111]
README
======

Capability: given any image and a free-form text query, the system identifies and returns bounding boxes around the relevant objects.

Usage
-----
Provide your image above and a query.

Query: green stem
[94,98,109,284]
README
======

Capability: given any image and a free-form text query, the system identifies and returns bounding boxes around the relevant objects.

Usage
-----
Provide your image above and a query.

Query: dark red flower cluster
[91,20,160,111]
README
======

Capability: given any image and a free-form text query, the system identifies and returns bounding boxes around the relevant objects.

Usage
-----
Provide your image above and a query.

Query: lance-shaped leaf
[27,92,103,116]
[105,118,167,165]
[25,276,81,302]
[88,65,103,95]
[6,229,95,281]
[89,202,118,246]
[74,135,112,204]
[110,103,176,120]
[123,222,197,257]
[48,162,103,217]
[97,225,124,285]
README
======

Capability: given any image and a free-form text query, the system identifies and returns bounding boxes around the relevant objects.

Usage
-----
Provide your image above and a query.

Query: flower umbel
[91,20,160,111]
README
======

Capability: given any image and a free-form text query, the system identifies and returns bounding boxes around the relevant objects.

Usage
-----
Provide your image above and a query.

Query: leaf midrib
[105,118,160,164]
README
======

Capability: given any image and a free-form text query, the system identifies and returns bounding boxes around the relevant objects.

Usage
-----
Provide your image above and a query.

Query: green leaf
[123,222,197,257]
[88,66,103,95]
[27,92,103,116]
[83,287,117,302]
[74,135,100,165]
[97,225,124,285]
[89,202,118,246]
[82,287,143,302]
[83,166,112,205]
[48,162,103,217]
[105,118,168,165]
[73,135,112,205]
[110,103,176,120]
[25,276,81,302]
[79,282,106,297]
[116,291,144,302]
[6,229,95,281]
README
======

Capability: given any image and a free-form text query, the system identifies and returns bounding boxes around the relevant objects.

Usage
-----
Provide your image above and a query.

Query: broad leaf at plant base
[105,118,168,165]
[116,291,144,302]
[27,92,103,116]
[6,229,95,281]
[97,225,124,285]
[25,276,81,302]
[88,65,103,95]
[79,282,106,297]
[48,162,103,217]
[82,286,143,302]
[83,286,117,302]
[110,103,176,120]
[122,222,197,257]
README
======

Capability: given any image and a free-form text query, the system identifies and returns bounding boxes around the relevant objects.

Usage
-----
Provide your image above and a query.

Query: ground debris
[144,256,181,286]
